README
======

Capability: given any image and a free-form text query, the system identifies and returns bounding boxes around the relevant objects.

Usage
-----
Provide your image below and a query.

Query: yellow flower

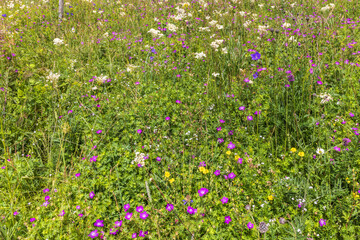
[234,155,239,160]
[203,169,209,174]
[199,167,205,173]
[268,195,274,201]
[226,151,231,155]
[290,148,297,153]
[298,152,304,157]
[165,171,170,178]
[169,178,175,183]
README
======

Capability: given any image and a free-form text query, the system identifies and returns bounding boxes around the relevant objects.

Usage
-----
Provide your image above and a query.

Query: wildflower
[96,130,102,134]
[198,188,209,197]
[195,52,206,59]
[165,172,170,178]
[298,152,304,157]
[136,206,144,213]
[218,138,224,143]
[59,210,65,216]
[349,112,354,117]
[239,106,246,111]
[228,172,236,179]
[333,146,341,152]
[165,117,170,121]
[89,229,99,238]
[224,216,232,224]
[132,233,137,238]
[247,222,254,229]
[166,204,174,211]
[137,129,142,134]
[279,218,286,224]
[53,38,64,45]
[237,158,243,164]
[214,170,220,175]
[251,52,261,60]
[169,178,175,183]
[89,191,95,199]
[75,173,81,177]
[258,222,269,233]
[124,204,130,212]
[114,221,122,228]
[227,142,235,149]
[14,211,18,216]
[343,138,351,146]
[156,157,161,161]
[226,151,231,155]
[290,148,297,153]
[139,211,149,220]
[125,212,133,220]
[319,219,326,227]
[221,197,229,204]
[187,206,197,214]
[94,219,104,227]
[247,116,253,121]
[110,228,119,235]
[316,148,325,154]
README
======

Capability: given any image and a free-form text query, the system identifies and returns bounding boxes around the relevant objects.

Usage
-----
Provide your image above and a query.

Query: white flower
[199,27,210,32]
[321,5,330,11]
[282,22,291,28]
[103,32,109,38]
[243,20,251,28]
[46,72,60,82]
[212,72,220,77]
[318,92,333,104]
[167,23,178,32]
[148,28,162,38]
[221,47,228,54]
[239,11,246,16]
[209,20,218,26]
[289,36,297,42]
[194,52,206,59]
[216,24,223,29]
[258,4,264,8]
[329,3,335,8]
[71,27,75,33]
[258,25,267,34]
[290,2,297,7]
[126,64,138,72]
[316,148,325,154]
[53,38,64,45]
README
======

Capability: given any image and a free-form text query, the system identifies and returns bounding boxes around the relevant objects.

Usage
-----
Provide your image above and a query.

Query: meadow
[1,0,360,239]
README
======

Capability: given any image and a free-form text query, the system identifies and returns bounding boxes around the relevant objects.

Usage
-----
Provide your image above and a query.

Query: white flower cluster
[243,20,251,28]
[46,72,60,83]
[148,28,164,38]
[282,22,291,28]
[199,27,210,32]
[126,64,139,72]
[167,23,178,32]
[194,52,206,59]
[53,38,64,45]
[131,152,145,166]
[258,25,267,34]
[321,3,335,11]
[210,39,224,51]
[318,92,333,104]
[96,74,108,83]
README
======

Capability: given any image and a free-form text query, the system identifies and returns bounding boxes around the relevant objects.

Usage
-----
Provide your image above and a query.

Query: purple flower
[68,110,73,114]
[137,129,142,134]
[139,211,149,219]
[89,229,99,238]
[156,157,161,161]
[221,197,229,204]
[139,230,146,237]
[228,130,234,135]
[253,72,259,79]
[59,210,65,216]
[228,172,236,179]
[247,222,254,229]
[45,196,50,201]
[125,212,133,220]
[199,161,206,167]
[319,219,326,227]
[110,228,119,235]
[90,155,98,162]
[43,188,50,193]
[176,100,181,103]
[14,211,18,216]
[132,233,137,238]
[79,213,83,217]
[214,170,220,175]
[76,206,81,210]
[136,206,144,213]
[237,158,243,164]
[124,204,130,212]
[224,216,232,224]
[166,204,174,212]
[42,201,49,207]
[251,51,261,60]
[349,112,354,117]
[187,206,197,214]
[198,188,209,197]
[75,173,81,177]
[219,119,225,123]
[247,116,253,121]
[96,130,102,134]
[217,127,222,131]
[30,218,36,222]
[227,142,235,149]
[218,138,224,143]
[287,74,295,82]
[343,138,351,146]
[239,106,246,111]
[94,219,104,227]
[254,111,261,115]
[114,221,122,228]
[317,81,323,85]
[333,146,341,152]
[165,117,170,121]
[89,191,95,199]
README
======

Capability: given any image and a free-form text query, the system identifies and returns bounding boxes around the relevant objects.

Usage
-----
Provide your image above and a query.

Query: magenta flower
[124,204,130,212]
[137,129,142,134]
[43,188,50,193]
[333,146,341,152]
[156,157,161,161]
[136,206,144,213]
[239,106,246,111]
[114,221,122,228]
[176,100,181,103]
[139,211,149,219]
[219,119,225,123]
[132,233,137,238]
[79,213,83,217]
[187,206,197,214]
[217,127,222,131]
[94,219,104,227]
[214,170,220,176]
[89,229,99,238]
[317,81,323,85]
[14,211,18,216]
[221,197,229,204]
[224,216,232,224]
[96,130,102,134]
[349,112,354,117]
[218,138,224,143]
[59,210,65,216]
[319,219,326,227]
[166,204,174,211]
[237,158,243,164]
[247,116,253,121]
[89,191,95,199]
[110,228,119,235]
[139,230,145,237]
[198,188,209,197]
[125,212,133,220]
[90,155,98,162]
[30,218,36,222]
[165,117,170,121]
[68,110,73,114]
[247,222,254,229]
[76,206,81,210]
[75,173,81,177]
[228,172,236,179]
[227,142,235,149]
[45,196,50,201]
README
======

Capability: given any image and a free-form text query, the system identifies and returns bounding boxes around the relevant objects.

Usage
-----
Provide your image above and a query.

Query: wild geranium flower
[214,170,221,175]
[247,222,254,229]
[156,157,161,161]
[166,204,174,211]
[187,206,197,214]
[218,138,224,143]
[125,212,133,220]
[94,219,104,227]
[79,213,83,217]
[221,197,229,204]
[349,112,354,117]
[224,216,232,224]
[137,129,142,134]
[89,229,99,238]
[251,52,261,60]
[219,119,225,123]
[30,218,36,222]
[237,158,243,164]
[228,172,236,179]
[89,191,95,199]
[198,188,209,197]
[217,127,222,131]
[139,211,149,219]
[227,142,235,149]
[43,188,50,193]
[45,196,50,201]
[136,206,144,213]
[176,100,181,103]
[132,233,137,238]
[14,211,19,216]
[253,72,259,79]
[319,219,326,227]
[90,155,98,162]
[343,138,351,146]
[239,106,246,111]
[114,221,122,228]
[59,210,65,216]
[165,117,170,121]
[247,116,253,121]
[75,173,81,177]
[76,206,81,210]
[96,130,102,134]
[124,204,130,212]
[334,146,341,152]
